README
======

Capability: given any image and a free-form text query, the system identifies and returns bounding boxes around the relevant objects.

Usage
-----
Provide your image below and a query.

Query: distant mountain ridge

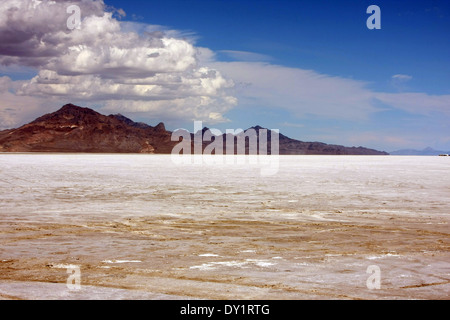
[0,104,389,155]
[0,104,175,153]
[390,147,450,156]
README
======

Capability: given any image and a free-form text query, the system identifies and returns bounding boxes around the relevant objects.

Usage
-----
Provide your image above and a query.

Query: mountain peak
[31,103,100,124]
[0,104,175,153]
[109,113,150,129]
[61,103,80,110]
[58,103,98,114]
[194,127,210,134]
[154,122,166,132]
[251,125,264,130]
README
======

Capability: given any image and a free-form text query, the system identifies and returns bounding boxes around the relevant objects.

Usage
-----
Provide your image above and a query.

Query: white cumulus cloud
[392,74,413,81]
[0,0,236,127]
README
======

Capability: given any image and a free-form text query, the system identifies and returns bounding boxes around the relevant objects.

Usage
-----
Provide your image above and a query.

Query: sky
[0,0,449,152]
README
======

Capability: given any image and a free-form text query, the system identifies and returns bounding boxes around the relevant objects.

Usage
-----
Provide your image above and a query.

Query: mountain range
[389,147,450,156]
[0,104,389,155]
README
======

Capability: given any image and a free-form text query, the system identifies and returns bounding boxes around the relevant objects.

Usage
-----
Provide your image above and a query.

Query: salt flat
[0,154,449,299]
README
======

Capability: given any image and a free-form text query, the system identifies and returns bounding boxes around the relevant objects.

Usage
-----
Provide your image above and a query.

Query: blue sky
[107,0,449,93]
[107,0,450,151]
[0,0,449,151]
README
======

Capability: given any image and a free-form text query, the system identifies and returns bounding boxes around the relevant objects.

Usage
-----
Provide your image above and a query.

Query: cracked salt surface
[366,254,401,260]
[190,259,276,270]
[0,154,449,299]
[0,281,191,300]
[102,260,142,264]
[49,264,80,269]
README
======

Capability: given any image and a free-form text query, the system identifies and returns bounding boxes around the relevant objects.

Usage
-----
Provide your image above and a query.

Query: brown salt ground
[0,155,448,300]
[0,210,448,300]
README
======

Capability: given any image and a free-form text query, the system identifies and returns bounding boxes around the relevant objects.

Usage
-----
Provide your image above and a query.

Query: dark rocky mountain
[192,125,388,155]
[0,104,389,155]
[0,104,175,153]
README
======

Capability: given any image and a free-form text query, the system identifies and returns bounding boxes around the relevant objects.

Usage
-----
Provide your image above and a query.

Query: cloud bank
[209,61,378,121]
[0,0,235,127]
